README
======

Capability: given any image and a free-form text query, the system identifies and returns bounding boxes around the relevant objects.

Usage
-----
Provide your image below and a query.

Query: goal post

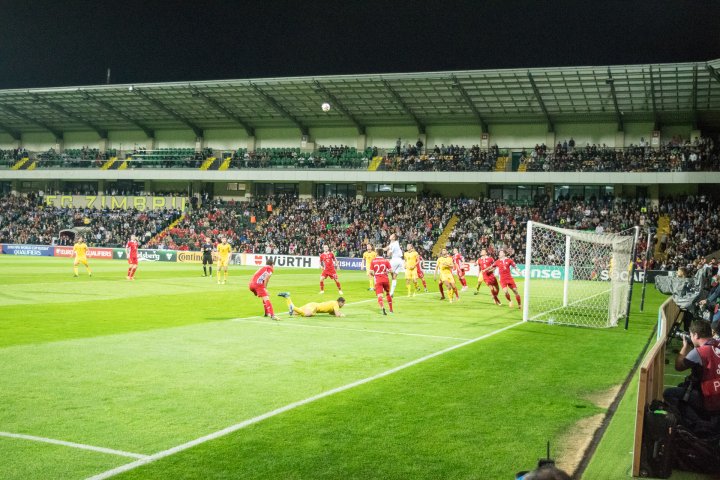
[522,221,638,328]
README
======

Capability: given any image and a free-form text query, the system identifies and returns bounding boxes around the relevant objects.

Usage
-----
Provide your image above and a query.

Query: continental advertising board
[43,195,186,211]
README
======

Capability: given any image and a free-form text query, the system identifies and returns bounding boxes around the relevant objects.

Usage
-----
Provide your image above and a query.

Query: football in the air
[321,102,331,112]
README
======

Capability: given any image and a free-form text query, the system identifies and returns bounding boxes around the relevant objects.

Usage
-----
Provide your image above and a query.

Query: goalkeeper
[277,292,346,317]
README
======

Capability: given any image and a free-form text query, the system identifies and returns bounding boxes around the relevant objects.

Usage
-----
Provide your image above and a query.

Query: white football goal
[522,221,639,328]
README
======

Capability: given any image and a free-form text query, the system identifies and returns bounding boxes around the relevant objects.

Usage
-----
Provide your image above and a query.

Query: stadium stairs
[101,157,118,170]
[432,215,459,257]
[145,213,186,247]
[368,156,383,171]
[199,157,217,170]
[654,215,671,261]
[10,157,30,170]
[218,157,232,170]
[494,156,509,172]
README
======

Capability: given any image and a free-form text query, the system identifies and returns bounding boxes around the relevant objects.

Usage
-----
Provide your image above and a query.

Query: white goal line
[0,431,148,459]
[86,320,524,480]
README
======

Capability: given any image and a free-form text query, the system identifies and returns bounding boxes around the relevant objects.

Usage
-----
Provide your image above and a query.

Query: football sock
[224,271,228,281]
[460,277,467,287]
[515,294,521,305]
[320,280,325,291]
[127,267,132,277]
[438,282,445,298]
[263,299,274,316]
[453,286,459,298]
[369,277,374,288]
[505,292,511,301]
[209,266,212,276]
[421,278,427,288]
[377,295,384,308]
[390,279,397,296]
[335,280,342,290]
[387,294,393,312]
[203,266,207,275]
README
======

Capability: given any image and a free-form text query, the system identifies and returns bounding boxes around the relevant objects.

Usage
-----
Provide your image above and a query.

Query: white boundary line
[0,431,148,459]
[86,320,524,480]
[232,318,472,341]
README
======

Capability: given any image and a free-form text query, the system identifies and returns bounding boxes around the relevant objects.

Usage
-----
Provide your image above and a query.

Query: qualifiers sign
[54,246,114,260]
[2,244,55,256]
[43,195,186,211]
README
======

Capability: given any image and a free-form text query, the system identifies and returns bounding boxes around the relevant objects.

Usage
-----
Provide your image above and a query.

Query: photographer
[664,320,720,430]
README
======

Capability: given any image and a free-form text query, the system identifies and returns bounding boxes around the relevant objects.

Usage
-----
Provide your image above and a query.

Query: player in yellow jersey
[72,236,92,277]
[434,248,459,303]
[277,292,346,317]
[216,236,232,284]
[403,243,420,296]
[361,243,377,290]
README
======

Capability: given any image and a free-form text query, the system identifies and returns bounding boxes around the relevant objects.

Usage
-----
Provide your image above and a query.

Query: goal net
[522,221,638,328]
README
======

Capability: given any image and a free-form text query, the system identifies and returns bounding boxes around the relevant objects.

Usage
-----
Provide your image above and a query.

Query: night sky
[1,0,719,89]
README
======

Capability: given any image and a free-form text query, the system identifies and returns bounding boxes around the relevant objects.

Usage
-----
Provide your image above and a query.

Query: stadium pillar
[356,134,367,151]
[545,131,555,150]
[55,138,64,153]
[614,130,625,148]
[195,136,204,153]
[99,137,108,154]
[247,135,256,152]
[98,180,105,195]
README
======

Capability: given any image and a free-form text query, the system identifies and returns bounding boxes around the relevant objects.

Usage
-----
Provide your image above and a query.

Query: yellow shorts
[217,258,229,268]
[440,272,455,284]
[405,269,418,281]
[74,258,88,266]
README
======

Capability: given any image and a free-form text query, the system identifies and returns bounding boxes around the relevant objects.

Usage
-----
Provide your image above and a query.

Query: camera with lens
[671,331,692,343]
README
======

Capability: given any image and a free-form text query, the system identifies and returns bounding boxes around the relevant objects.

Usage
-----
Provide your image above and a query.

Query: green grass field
[0,256,664,479]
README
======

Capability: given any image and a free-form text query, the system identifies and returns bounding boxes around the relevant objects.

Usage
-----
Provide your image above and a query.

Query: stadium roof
[1,59,719,139]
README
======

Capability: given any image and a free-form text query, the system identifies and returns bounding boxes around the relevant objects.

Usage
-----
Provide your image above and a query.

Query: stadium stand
[3,193,717,272]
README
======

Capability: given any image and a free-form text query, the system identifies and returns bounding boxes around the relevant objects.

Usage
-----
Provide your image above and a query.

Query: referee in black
[201,236,214,277]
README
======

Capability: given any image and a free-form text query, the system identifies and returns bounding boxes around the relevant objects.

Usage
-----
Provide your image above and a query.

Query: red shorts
[456,269,465,279]
[499,277,517,289]
[249,285,268,297]
[374,278,390,295]
[416,265,425,278]
[482,274,499,288]
[321,270,338,280]
[128,256,138,265]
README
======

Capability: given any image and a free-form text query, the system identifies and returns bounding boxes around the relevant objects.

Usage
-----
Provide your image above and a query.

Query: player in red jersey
[126,234,139,280]
[249,258,279,321]
[369,248,394,315]
[415,252,428,292]
[452,247,469,291]
[319,244,343,295]
[494,249,522,308]
[475,247,501,305]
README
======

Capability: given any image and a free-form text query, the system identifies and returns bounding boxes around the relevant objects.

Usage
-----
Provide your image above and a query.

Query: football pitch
[0,256,663,479]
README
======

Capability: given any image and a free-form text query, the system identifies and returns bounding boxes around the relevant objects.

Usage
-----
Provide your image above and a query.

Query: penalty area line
[0,431,148,459]
[232,318,472,341]
[86,320,524,480]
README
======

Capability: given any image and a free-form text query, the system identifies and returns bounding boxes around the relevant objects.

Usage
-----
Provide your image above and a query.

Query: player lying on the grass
[361,243,377,290]
[370,248,394,315]
[475,247,501,305]
[277,292,346,317]
[72,235,92,277]
[435,248,460,303]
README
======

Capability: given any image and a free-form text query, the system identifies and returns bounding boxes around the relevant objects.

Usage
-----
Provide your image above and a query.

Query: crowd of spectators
[0,193,181,247]
[3,136,718,172]
[523,136,719,172]
[1,191,719,273]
